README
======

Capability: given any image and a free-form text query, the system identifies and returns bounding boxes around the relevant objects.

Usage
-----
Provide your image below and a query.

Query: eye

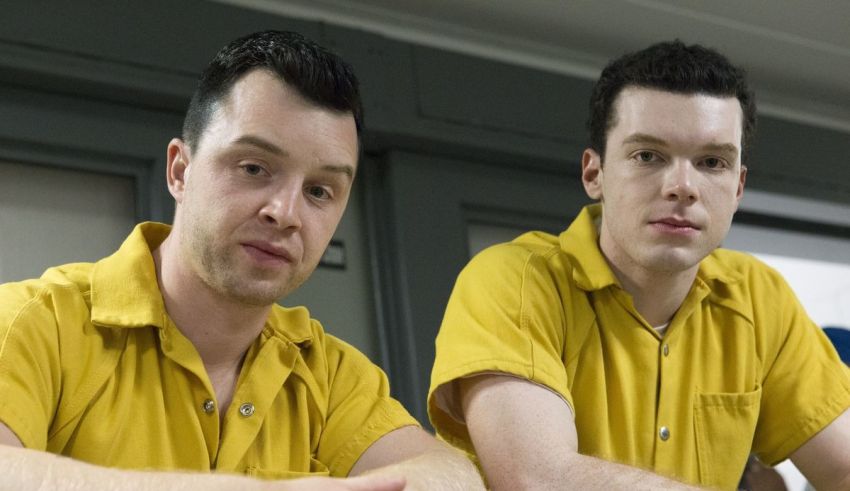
[306,186,332,200]
[700,157,727,170]
[633,151,661,163]
[241,163,266,176]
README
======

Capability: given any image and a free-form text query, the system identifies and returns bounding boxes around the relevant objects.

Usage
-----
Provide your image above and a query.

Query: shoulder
[703,249,794,301]
[462,231,568,286]
[445,231,580,336]
[267,304,380,372]
[477,231,562,262]
[708,248,782,277]
[704,248,815,352]
[0,263,94,327]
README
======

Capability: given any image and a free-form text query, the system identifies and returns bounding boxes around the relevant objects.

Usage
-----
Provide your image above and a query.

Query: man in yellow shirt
[0,30,483,490]
[429,41,850,490]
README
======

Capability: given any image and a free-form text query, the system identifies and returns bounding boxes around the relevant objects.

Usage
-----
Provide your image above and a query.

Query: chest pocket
[694,386,762,490]
[245,457,331,480]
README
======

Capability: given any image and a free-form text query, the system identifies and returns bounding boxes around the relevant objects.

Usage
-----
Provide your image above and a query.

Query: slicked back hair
[182,30,363,152]
[587,40,756,163]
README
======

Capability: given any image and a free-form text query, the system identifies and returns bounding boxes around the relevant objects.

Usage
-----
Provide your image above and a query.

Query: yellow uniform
[429,205,850,490]
[0,223,417,479]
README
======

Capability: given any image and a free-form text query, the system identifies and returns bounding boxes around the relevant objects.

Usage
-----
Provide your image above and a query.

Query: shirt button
[202,399,215,414]
[662,344,670,356]
[659,426,670,441]
[239,402,255,417]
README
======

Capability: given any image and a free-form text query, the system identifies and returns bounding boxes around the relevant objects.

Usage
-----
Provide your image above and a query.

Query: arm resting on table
[0,422,406,491]
[350,425,484,490]
[460,374,702,490]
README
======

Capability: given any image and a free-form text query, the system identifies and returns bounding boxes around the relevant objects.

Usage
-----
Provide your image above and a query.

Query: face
[167,70,358,306]
[582,87,747,280]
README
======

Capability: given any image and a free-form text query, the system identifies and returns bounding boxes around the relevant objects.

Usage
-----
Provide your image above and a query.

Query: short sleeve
[752,274,850,464]
[427,243,571,453]
[316,335,420,476]
[0,282,62,449]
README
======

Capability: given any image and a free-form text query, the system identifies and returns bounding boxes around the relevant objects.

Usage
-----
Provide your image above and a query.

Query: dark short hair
[182,30,363,151]
[587,40,756,162]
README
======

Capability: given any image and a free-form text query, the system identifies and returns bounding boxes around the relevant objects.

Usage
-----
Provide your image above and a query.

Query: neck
[604,257,697,328]
[152,235,270,370]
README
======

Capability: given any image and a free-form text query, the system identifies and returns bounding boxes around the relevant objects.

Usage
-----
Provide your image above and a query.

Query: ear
[581,148,604,200]
[735,164,748,205]
[166,138,190,203]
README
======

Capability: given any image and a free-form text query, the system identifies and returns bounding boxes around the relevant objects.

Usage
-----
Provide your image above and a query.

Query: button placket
[657,342,670,442]
[655,337,675,469]
[216,338,301,470]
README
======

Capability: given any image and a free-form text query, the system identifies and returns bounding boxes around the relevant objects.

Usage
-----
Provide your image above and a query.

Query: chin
[644,251,704,274]
[224,288,276,306]
[219,276,292,306]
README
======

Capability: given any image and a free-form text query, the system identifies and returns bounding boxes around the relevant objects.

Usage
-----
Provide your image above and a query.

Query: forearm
[791,407,850,490]
[366,446,484,491]
[0,445,265,491]
[537,452,702,491]
[460,376,704,491]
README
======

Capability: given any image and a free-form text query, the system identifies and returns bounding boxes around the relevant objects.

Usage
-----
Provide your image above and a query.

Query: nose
[259,183,302,230]
[662,160,698,203]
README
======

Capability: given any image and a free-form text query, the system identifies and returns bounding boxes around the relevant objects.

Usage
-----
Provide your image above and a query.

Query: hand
[273,474,407,491]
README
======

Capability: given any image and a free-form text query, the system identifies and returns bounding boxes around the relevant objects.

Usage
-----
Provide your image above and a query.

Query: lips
[647,216,702,237]
[241,240,295,263]
[651,217,700,229]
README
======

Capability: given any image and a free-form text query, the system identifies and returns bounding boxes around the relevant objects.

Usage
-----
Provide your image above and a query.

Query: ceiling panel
[218,0,850,132]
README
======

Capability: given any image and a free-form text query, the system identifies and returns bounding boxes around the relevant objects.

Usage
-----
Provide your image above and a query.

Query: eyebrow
[621,133,667,147]
[232,134,355,179]
[233,135,289,157]
[621,133,739,156]
[701,142,739,156]
[321,163,355,180]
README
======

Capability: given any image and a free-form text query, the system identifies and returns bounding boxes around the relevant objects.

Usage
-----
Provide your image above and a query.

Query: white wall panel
[0,161,135,283]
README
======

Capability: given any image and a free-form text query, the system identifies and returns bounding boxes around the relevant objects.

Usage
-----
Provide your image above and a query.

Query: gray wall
[1,0,849,423]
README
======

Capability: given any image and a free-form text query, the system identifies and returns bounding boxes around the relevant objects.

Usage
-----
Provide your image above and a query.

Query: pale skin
[457,88,850,490]
[0,70,483,490]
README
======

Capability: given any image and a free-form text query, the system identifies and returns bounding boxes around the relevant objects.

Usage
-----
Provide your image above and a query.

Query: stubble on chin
[202,249,295,306]
[180,223,269,305]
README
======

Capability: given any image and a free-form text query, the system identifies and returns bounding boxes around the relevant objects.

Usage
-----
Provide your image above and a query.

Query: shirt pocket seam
[693,385,762,488]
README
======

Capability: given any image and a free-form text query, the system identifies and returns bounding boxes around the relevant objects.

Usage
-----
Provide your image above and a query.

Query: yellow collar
[559,204,744,291]
[90,222,314,346]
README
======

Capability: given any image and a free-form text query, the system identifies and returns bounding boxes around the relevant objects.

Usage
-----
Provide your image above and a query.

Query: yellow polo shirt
[0,222,418,479]
[429,204,850,490]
